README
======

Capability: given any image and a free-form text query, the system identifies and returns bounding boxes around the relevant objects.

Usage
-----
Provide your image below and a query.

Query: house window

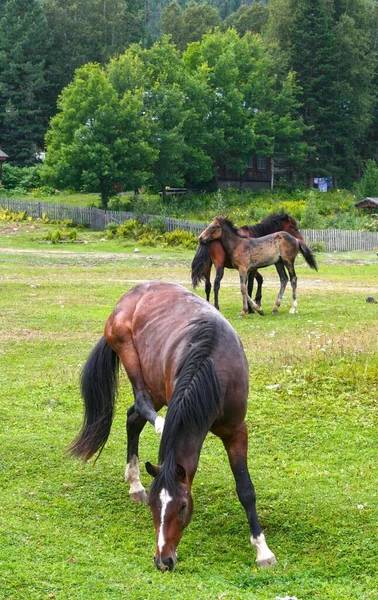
[257,156,267,170]
[246,155,254,169]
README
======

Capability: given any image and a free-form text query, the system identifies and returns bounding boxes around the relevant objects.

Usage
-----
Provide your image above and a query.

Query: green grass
[1,224,378,599]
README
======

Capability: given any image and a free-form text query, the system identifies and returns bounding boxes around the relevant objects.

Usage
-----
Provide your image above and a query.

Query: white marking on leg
[125,455,146,495]
[251,533,277,566]
[155,415,165,436]
[158,488,172,553]
[289,299,297,314]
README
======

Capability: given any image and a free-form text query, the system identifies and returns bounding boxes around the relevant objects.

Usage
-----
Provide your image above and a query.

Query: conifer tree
[0,0,51,163]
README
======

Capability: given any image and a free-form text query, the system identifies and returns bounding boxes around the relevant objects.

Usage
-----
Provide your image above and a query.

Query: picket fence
[1,196,378,252]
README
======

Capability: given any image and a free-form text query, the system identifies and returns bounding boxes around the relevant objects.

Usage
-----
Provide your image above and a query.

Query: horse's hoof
[130,490,148,504]
[258,310,264,316]
[272,310,278,315]
[239,312,246,318]
[256,554,277,568]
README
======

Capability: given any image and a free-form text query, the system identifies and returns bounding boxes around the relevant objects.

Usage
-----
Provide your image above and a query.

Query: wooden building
[218,155,273,190]
[354,197,378,212]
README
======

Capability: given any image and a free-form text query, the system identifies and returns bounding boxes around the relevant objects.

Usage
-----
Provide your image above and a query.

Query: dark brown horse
[199,216,317,317]
[192,212,304,311]
[69,282,276,572]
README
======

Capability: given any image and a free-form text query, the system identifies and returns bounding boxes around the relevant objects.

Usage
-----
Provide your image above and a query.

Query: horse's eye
[179,503,187,513]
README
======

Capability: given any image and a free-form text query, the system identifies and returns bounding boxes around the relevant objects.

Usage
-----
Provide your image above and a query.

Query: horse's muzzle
[154,554,177,572]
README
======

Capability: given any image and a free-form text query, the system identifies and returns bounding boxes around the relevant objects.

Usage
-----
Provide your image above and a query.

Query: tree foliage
[42,63,156,208]
[265,0,377,186]
[42,32,306,201]
[0,0,51,163]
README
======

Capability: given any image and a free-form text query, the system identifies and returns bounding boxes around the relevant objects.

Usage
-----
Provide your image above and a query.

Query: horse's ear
[146,462,160,478]
[176,464,187,482]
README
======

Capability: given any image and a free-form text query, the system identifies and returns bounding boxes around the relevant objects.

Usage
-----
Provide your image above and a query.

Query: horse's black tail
[153,319,221,495]
[299,240,318,271]
[68,336,120,461]
[191,243,212,288]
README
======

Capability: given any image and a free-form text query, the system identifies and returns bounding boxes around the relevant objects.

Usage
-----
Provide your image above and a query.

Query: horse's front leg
[125,405,148,504]
[213,266,225,311]
[239,271,249,317]
[222,423,276,567]
[239,271,264,317]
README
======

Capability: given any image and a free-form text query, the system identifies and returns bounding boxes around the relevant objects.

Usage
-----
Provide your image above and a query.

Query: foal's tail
[191,243,212,288]
[299,240,318,271]
[68,336,120,461]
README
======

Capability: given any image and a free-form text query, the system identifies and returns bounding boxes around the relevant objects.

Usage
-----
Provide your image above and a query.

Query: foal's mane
[149,318,221,500]
[244,212,296,237]
[216,216,246,237]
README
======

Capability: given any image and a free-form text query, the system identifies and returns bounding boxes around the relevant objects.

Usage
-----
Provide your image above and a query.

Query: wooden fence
[1,196,378,252]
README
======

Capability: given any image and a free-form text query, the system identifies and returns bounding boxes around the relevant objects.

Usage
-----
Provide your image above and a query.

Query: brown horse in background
[199,217,317,317]
[69,282,276,572]
[192,212,304,312]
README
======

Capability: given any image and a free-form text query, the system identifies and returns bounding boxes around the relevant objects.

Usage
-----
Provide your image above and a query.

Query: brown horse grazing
[69,282,276,572]
[192,212,304,312]
[198,216,317,317]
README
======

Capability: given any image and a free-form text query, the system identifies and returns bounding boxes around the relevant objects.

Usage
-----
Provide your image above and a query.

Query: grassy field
[1,222,378,600]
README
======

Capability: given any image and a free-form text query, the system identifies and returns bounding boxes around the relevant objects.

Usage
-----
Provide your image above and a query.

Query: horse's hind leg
[252,270,263,308]
[272,260,288,314]
[205,275,211,303]
[125,405,148,504]
[221,422,276,567]
[285,263,298,314]
[115,340,165,436]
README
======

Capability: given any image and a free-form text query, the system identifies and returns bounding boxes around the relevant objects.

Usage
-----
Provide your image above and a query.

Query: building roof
[0,149,9,159]
[354,197,378,207]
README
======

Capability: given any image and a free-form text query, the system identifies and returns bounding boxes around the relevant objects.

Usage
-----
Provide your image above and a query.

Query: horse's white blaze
[125,455,145,495]
[155,415,165,436]
[158,488,172,553]
[251,533,276,565]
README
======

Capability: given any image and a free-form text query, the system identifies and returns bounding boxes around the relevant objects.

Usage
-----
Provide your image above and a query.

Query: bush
[356,159,378,199]
[105,218,197,249]
[43,227,78,244]
[2,164,42,191]
[163,229,198,249]
[300,192,325,228]
[310,241,325,252]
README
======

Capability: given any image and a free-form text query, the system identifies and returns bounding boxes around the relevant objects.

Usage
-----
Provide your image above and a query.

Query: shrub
[43,227,78,244]
[311,241,325,252]
[2,164,42,191]
[300,192,325,228]
[163,229,198,249]
[356,159,378,199]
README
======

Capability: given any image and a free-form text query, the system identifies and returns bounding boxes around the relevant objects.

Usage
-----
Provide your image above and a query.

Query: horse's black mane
[149,318,221,500]
[245,212,296,237]
[216,213,297,239]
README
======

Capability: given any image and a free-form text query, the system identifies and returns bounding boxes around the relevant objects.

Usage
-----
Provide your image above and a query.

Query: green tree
[42,63,156,208]
[223,2,269,36]
[0,0,52,164]
[43,0,145,113]
[161,0,220,51]
[108,37,213,198]
[358,159,378,198]
[265,0,377,186]
[184,29,306,184]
